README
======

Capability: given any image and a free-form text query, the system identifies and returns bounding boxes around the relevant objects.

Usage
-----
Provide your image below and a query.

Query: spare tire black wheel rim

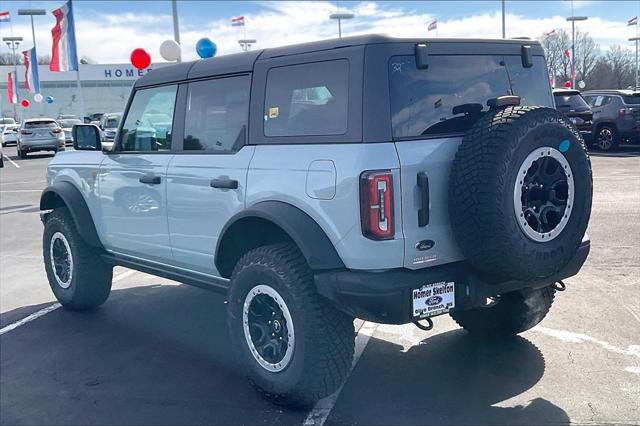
[50,232,73,288]
[597,128,613,150]
[243,285,295,373]
[514,147,574,242]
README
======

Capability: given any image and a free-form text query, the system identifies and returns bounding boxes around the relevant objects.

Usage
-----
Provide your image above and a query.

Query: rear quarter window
[389,55,553,139]
[264,59,349,137]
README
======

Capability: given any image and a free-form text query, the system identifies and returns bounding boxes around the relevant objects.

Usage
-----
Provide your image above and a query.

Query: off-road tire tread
[229,243,355,407]
[449,106,591,281]
[450,286,555,337]
[43,208,112,310]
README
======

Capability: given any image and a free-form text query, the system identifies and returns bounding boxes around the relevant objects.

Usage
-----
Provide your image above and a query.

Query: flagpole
[68,0,85,119]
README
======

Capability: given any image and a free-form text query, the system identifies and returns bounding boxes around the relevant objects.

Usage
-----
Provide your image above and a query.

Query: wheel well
[40,190,67,211]
[595,122,617,133]
[216,217,294,278]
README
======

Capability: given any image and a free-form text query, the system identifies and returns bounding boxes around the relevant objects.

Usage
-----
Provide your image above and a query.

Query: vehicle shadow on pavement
[326,329,570,425]
[0,283,309,425]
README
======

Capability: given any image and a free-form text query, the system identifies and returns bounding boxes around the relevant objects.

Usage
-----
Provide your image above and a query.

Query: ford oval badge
[415,239,435,251]
[426,296,442,306]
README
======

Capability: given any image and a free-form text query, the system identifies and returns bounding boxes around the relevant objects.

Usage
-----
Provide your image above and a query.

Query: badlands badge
[412,281,455,318]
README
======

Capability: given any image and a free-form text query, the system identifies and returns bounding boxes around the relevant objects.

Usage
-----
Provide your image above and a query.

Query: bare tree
[606,45,634,88]
[574,30,600,83]
[540,29,571,85]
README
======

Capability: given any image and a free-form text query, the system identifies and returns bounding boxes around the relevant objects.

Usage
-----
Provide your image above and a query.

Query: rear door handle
[139,174,161,185]
[210,178,238,189]
[417,172,430,227]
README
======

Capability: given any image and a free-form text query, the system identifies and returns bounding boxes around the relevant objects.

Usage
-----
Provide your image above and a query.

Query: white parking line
[0,303,61,336]
[303,321,378,426]
[2,154,20,168]
[0,270,137,336]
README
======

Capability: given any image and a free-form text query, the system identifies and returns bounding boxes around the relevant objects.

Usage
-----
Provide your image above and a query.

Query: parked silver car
[58,118,83,146]
[17,118,65,159]
[99,112,122,151]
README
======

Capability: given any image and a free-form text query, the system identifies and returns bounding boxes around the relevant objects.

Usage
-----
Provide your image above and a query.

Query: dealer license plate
[570,117,577,124]
[412,281,455,318]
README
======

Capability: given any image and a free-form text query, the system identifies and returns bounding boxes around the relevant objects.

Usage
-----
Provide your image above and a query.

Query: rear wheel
[18,145,27,159]
[43,208,113,310]
[595,125,618,151]
[450,286,555,337]
[227,243,355,407]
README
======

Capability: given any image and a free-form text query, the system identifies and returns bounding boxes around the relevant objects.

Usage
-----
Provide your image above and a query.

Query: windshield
[0,118,16,125]
[554,93,589,109]
[24,121,58,129]
[59,119,82,128]
[389,54,553,138]
[104,116,121,128]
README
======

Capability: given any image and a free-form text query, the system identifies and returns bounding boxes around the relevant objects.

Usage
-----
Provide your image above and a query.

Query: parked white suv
[40,35,592,407]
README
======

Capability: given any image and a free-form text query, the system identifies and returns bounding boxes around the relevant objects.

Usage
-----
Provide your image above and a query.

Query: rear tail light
[20,129,32,135]
[51,128,63,134]
[619,108,634,117]
[360,170,394,240]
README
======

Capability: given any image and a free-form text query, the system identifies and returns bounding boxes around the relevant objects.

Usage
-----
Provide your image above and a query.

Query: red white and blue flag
[50,0,79,72]
[564,49,575,80]
[428,20,437,31]
[22,48,41,94]
[628,16,638,26]
[0,11,10,22]
[7,71,17,104]
[231,16,245,26]
[543,29,557,38]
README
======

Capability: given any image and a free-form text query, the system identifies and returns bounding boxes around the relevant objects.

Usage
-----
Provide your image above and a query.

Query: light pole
[566,15,588,89]
[630,37,640,89]
[3,36,22,120]
[329,13,354,38]
[501,0,506,38]
[171,0,181,62]
[238,39,257,52]
[17,9,46,52]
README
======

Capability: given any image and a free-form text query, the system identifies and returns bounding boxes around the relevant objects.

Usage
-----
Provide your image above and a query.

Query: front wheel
[595,125,618,151]
[43,208,113,310]
[450,286,555,338]
[227,243,355,407]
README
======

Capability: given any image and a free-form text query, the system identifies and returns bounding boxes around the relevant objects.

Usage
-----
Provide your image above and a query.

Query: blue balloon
[196,38,217,59]
[46,96,55,104]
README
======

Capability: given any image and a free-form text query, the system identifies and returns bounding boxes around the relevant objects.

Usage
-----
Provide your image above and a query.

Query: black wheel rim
[247,293,290,365]
[598,128,613,150]
[521,156,569,234]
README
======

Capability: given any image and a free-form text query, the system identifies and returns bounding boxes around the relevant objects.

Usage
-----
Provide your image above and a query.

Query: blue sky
[0,1,637,63]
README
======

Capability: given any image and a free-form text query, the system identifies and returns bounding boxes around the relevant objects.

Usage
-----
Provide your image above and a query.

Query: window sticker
[268,106,279,119]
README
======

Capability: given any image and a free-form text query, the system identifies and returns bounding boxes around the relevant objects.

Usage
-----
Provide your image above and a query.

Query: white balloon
[578,80,586,89]
[160,40,181,62]
[34,93,44,103]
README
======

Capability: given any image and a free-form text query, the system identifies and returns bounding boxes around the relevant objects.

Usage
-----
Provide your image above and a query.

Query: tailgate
[395,138,464,270]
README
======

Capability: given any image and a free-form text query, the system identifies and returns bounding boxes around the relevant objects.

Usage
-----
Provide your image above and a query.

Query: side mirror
[72,124,102,151]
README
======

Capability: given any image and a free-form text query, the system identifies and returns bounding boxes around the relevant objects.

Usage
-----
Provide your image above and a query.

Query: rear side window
[554,94,589,109]
[389,55,553,139]
[264,60,349,137]
[119,85,177,152]
[623,95,640,105]
[183,75,250,153]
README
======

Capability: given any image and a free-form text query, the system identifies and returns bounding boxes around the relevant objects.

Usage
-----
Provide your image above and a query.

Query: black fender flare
[40,182,103,248]
[215,201,344,277]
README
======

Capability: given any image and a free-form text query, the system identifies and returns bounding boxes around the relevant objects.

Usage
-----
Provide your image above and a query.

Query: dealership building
[0,63,169,120]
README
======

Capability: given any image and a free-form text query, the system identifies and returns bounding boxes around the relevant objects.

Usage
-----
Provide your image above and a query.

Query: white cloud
[0,1,633,64]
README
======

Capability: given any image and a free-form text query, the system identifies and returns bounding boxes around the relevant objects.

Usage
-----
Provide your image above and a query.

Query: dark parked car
[553,89,593,140]
[582,90,640,151]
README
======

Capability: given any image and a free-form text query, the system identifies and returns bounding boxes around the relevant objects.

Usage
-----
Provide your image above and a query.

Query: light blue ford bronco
[40,35,592,406]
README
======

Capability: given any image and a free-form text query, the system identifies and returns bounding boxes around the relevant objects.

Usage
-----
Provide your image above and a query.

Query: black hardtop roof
[553,89,581,95]
[135,34,542,88]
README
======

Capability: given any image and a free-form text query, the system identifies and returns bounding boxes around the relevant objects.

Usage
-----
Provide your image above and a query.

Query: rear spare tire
[449,106,592,282]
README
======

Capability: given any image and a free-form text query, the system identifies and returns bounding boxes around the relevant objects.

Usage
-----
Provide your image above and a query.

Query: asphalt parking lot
[1,145,639,425]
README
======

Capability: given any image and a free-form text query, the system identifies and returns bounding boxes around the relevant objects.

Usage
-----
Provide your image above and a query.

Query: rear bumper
[316,239,590,324]
[21,139,65,151]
